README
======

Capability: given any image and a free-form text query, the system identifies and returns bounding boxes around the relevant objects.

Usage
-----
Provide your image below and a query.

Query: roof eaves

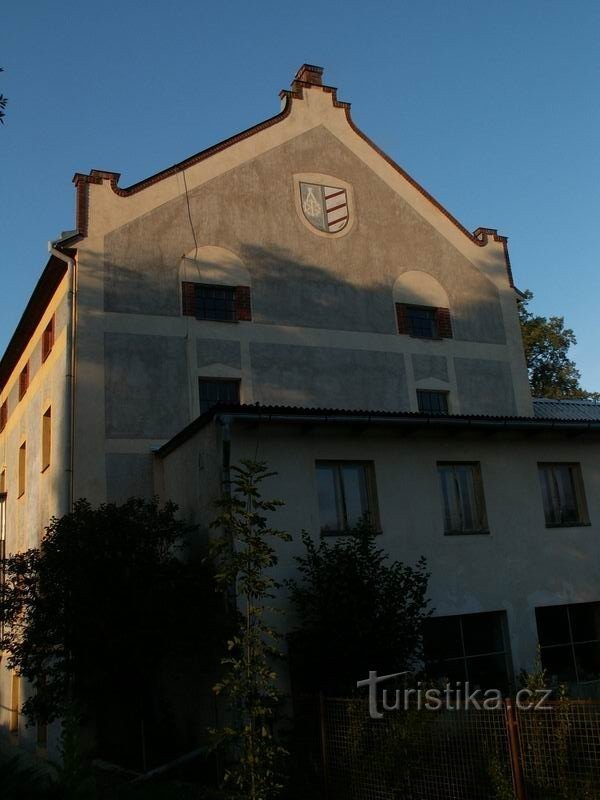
[0,253,71,396]
[155,403,600,458]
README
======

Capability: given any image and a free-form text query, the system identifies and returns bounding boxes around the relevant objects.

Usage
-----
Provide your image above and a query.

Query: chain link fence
[318,697,600,800]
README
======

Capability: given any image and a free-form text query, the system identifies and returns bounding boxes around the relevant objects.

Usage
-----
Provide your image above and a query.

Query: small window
[18,442,26,498]
[0,486,5,544]
[438,462,488,534]
[406,305,438,338]
[536,602,600,684]
[396,304,453,339]
[538,463,589,527]
[0,485,6,640]
[198,379,240,414]
[0,486,6,551]
[316,461,379,535]
[417,390,449,415]
[42,316,55,363]
[19,363,29,401]
[10,674,20,734]
[182,283,252,322]
[42,408,51,472]
[0,400,6,433]
[198,285,236,321]
[423,611,512,693]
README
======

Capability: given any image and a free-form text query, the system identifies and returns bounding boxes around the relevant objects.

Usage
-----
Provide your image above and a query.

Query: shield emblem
[300,182,349,233]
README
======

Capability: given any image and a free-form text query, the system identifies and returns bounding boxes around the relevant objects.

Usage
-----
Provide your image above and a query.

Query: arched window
[180,246,252,322]
[393,271,452,339]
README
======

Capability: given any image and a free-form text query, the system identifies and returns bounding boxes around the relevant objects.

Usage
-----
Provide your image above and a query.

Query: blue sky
[2,1,600,389]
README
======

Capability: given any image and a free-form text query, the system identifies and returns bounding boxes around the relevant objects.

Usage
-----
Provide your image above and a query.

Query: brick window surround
[182,282,252,322]
[396,303,453,339]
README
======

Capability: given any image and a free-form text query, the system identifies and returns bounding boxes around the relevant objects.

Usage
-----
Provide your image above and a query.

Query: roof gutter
[213,411,600,434]
[155,407,600,459]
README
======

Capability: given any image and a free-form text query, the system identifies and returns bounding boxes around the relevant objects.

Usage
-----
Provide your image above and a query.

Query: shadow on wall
[96,241,518,435]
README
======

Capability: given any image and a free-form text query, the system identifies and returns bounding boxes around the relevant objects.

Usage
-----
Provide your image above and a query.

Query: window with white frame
[423,610,512,693]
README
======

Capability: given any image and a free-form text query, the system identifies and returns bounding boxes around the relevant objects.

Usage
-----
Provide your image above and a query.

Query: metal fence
[319,697,600,800]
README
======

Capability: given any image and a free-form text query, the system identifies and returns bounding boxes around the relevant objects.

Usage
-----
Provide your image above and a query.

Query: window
[182,282,252,322]
[42,407,51,472]
[396,304,453,339]
[316,461,379,535]
[197,284,236,321]
[538,463,589,527]
[417,390,449,415]
[423,611,512,693]
[536,602,600,683]
[407,305,438,338]
[1,481,5,642]
[0,400,6,433]
[438,462,488,534]
[18,442,26,498]
[198,378,240,414]
[19,362,29,401]
[42,315,55,362]
[10,674,20,734]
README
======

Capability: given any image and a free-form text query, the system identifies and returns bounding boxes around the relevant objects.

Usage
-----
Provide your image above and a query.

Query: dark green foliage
[519,289,598,399]
[210,460,291,800]
[0,498,223,766]
[287,520,431,695]
[0,67,6,124]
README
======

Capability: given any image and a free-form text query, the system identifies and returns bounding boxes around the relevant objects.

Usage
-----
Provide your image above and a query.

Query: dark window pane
[535,605,570,647]
[197,285,236,321]
[423,616,463,661]
[466,654,510,694]
[574,642,600,682]
[417,391,449,415]
[316,462,375,534]
[427,658,467,685]
[198,380,239,414]
[340,463,369,528]
[569,603,600,644]
[540,644,577,683]
[462,612,505,656]
[316,465,344,533]
[406,306,438,338]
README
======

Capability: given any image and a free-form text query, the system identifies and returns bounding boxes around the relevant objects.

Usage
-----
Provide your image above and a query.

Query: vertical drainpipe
[219,414,232,496]
[48,243,76,516]
[218,415,236,608]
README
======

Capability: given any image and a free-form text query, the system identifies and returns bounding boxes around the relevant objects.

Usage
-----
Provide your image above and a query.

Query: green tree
[518,289,596,399]
[0,497,222,768]
[287,520,431,695]
[210,460,291,800]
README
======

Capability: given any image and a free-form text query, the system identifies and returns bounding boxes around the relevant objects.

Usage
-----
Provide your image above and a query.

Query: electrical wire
[182,169,199,268]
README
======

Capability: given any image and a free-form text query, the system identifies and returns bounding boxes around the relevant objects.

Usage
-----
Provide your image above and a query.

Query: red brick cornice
[71,94,296,237]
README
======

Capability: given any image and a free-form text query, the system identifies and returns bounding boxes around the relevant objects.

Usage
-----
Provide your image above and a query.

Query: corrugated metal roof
[533,398,600,421]
[157,402,600,457]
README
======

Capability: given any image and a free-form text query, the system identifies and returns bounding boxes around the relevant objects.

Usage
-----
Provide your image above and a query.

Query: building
[1,64,599,750]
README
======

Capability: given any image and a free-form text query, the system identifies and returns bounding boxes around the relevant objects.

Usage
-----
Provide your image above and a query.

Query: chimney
[293,64,324,87]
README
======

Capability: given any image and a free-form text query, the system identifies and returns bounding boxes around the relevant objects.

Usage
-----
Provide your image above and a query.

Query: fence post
[319,693,330,799]
[505,698,527,800]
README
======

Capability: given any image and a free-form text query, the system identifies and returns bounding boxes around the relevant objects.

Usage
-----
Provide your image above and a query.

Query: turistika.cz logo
[356,671,553,720]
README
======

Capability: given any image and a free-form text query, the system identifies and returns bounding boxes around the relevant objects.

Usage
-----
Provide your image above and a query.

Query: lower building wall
[209,423,600,681]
